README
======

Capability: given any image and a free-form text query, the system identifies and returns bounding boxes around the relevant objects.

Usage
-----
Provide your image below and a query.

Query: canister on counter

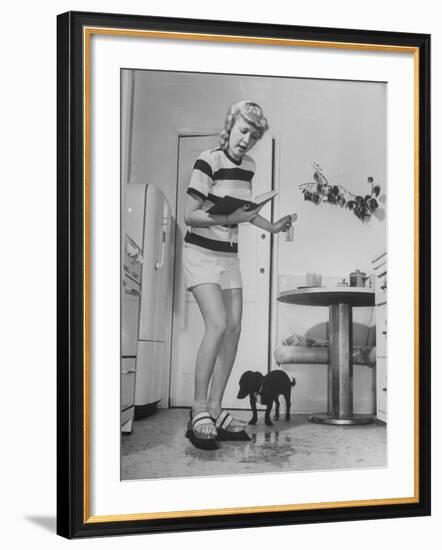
[349,269,366,287]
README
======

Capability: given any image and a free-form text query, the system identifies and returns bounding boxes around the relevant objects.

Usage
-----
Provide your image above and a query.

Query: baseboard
[374,417,387,426]
[134,401,159,420]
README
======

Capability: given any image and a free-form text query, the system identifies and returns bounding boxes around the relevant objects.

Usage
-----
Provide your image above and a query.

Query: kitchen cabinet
[121,234,142,433]
[372,251,387,422]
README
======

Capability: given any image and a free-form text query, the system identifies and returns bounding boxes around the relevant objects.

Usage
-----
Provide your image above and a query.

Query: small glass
[285,213,297,241]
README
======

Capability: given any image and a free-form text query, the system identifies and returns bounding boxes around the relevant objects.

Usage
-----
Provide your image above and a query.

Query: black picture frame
[57,10,431,539]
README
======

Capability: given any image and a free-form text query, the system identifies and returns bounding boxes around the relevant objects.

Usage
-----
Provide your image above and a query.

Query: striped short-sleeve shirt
[185,148,255,254]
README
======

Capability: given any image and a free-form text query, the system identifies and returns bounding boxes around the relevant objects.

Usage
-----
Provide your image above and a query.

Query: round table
[277,286,375,425]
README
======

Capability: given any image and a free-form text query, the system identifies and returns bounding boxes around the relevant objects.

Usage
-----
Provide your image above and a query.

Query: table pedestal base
[308,413,374,426]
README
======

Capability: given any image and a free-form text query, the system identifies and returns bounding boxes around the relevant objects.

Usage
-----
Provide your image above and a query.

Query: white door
[169,134,273,408]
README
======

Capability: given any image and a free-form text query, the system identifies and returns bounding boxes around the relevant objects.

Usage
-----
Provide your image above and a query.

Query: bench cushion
[282,333,328,347]
[275,345,376,366]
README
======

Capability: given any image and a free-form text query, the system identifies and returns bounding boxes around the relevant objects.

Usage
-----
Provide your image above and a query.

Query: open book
[207,190,278,216]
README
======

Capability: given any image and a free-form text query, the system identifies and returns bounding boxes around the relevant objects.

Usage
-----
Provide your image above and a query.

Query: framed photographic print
[57,11,431,538]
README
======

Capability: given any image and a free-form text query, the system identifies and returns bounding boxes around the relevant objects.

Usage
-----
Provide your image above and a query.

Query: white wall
[129,72,386,276]
[3,1,440,549]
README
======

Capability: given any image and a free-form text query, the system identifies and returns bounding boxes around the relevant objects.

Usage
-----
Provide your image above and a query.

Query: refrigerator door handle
[154,217,169,270]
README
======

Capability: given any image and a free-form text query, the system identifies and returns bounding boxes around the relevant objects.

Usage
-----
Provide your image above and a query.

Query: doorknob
[260,268,265,274]
[261,233,266,239]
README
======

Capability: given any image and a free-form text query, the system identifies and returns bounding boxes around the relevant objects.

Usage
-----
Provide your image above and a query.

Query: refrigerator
[124,183,173,419]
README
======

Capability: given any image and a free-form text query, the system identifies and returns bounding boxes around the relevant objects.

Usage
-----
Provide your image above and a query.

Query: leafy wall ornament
[298,162,381,222]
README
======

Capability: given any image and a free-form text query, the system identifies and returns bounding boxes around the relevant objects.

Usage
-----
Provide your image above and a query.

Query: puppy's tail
[290,377,296,387]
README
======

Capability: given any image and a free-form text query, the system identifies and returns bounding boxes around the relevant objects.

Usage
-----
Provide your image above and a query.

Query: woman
[183,101,293,449]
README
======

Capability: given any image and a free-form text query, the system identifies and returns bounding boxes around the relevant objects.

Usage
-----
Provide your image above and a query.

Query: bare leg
[191,283,227,436]
[208,288,243,422]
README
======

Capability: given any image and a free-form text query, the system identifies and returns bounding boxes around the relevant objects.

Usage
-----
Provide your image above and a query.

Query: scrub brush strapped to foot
[185,410,219,450]
[212,411,251,441]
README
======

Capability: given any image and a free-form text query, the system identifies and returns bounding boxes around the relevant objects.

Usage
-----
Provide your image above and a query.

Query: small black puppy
[237,370,296,426]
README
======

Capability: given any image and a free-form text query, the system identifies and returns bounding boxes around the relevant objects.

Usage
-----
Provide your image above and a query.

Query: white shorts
[183,245,243,290]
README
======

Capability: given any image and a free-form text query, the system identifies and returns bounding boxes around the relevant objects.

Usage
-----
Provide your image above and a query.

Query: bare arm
[184,194,265,228]
[184,194,228,227]
[251,213,293,234]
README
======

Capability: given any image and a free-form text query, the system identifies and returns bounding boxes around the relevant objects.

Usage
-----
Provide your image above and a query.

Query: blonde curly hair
[219,101,269,150]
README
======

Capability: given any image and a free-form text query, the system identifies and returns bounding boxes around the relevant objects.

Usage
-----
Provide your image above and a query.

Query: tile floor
[121,408,386,480]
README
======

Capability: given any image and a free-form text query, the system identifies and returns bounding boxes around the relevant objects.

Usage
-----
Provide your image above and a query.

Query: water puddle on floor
[185,429,298,466]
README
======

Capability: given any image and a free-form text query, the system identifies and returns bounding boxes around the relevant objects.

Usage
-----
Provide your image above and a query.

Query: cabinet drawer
[121,406,134,428]
[122,372,136,410]
[122,279,140,356]
[375,271,387,305]
[121,358,136,410]
[375,304,387,358]
[376,357,387,420]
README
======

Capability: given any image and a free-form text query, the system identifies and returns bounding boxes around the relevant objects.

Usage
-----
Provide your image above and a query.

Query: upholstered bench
[274,321,376,368]
[273,328,376,417]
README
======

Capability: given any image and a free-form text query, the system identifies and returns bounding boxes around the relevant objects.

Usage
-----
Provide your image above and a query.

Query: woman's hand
[272,214,295,234]
[227,204,264,225]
